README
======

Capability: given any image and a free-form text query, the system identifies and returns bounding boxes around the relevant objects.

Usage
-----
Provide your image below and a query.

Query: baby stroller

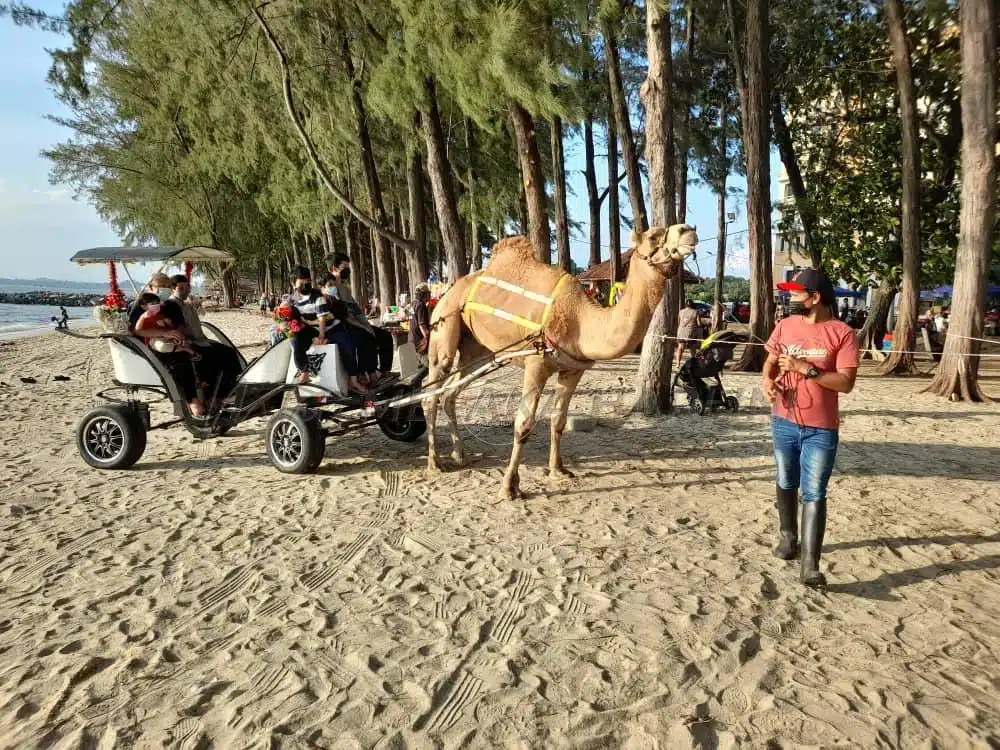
[672,331,745,415]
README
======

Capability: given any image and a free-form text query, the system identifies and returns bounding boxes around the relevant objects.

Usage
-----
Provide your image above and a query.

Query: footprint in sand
[420,670,485,734]
[168,717,202,750]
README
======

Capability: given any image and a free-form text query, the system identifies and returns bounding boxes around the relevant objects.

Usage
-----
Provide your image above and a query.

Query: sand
[0,311,999,749]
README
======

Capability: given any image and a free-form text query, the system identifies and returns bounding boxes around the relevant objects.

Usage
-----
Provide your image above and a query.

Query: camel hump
[490,236,538,264]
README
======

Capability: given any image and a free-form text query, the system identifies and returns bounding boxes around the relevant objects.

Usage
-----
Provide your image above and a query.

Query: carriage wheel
[265,408,326,474]
[725,396,740,412]
[378,404,427,443]
[77,405,147,470]
[690,397,706,416]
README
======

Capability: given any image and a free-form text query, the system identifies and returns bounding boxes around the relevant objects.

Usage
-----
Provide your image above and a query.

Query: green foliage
[686,275,751,303]
[4,0,995,303]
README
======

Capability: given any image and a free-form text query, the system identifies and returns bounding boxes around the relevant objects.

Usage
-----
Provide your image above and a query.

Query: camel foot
[426,457,444,474]
[547,466,576,480]
[500,475,523,501]
[451,449,466,468]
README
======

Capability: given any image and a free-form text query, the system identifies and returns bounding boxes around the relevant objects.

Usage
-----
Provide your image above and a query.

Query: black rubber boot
[773,486,799,560]
[800,499,827,586]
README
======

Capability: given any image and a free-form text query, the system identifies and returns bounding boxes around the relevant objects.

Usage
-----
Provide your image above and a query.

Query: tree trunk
[392,201,407,299]
[925,0,995,401]
[466,119,481,271]
[552,115,572,272]
[368,230,381,305]
[858,279,895,355]
[771,90,819,268]
[517,181,530,237]
[343,157,366,302]
[221,264,239,308]
[305,234,318,277]
[341,34,395,307]
[604,20,648,233]
[251,6,413,253]
[878,0,923,376]
[677,1,695,222]
[324,216,336,262]
[584,116,601,267]
[290,228,301,267]
[509,102,551,263]
[423,78,468,282]
[713,181,728,332]
[634,0,678,415]
[342,216,362,302]
[406,124,429,289]
[730,0,773,372]
[607,113,622,283]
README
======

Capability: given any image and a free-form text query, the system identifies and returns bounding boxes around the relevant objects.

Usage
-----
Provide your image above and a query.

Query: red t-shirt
[136,307,173,346]
[765,316,859,430]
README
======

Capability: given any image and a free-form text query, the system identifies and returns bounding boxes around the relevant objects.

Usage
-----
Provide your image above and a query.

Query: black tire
[77,405,147,470]
[726,396,740,412]
[265,408,326,474]
[378,404,427,442]
[690,397,706,416]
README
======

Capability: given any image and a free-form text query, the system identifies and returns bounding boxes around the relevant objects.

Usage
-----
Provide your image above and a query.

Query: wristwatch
[804,365,820,380]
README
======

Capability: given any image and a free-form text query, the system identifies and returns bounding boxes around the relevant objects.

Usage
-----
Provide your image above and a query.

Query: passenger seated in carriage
[131,288,207,417]
[282,266,368,394]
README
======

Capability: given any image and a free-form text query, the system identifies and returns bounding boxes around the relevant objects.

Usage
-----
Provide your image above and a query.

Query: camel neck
[574,256,669,360]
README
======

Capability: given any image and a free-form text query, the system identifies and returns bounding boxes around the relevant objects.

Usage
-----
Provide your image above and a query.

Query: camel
[424,224,698,500]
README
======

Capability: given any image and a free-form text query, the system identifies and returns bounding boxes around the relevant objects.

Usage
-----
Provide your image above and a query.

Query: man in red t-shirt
[763,268,859,586]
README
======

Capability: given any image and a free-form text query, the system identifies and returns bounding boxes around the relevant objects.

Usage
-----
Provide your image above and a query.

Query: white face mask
[156,287,172,302]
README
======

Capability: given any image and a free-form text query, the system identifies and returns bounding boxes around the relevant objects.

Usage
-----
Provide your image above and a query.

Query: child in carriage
[132,289,206,416]
[277,266,367,394]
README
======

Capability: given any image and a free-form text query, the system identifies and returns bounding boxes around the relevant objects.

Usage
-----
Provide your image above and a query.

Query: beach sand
[1,311,999,748]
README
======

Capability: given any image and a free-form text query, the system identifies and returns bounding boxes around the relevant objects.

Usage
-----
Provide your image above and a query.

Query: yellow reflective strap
[541,273,571,329]
[464,301,543,331]
[462,276,484,329]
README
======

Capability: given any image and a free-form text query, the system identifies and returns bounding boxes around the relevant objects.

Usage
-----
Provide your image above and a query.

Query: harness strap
[463,272,571,335]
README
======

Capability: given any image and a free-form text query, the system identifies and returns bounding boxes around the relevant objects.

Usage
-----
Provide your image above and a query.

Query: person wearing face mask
[762,268,859,586]
[168,274,241,402]
[132,290,206,416]
[324,252,395,382]
[285,266,333,384]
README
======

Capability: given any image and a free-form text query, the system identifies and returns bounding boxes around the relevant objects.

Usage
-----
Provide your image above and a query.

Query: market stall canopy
[70,245,235,265]
[926,284,1000,298]
[833,287,863,298]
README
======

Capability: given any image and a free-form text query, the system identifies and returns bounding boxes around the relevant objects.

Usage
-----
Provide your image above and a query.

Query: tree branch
[249,2,414,251]
[597,170,628,205]
[771,89,819,267]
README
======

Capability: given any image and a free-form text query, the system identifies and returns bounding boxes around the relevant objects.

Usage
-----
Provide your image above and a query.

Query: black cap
[777,268,835,304]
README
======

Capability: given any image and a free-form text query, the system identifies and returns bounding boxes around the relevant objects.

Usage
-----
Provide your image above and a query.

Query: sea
[0,279,110,340]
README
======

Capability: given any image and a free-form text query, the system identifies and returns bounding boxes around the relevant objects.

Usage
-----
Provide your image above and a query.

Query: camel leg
[442,375,465,467]
[443,335,491,467]
[501,357,551,501]
[548,368,585,479]
[425,315,462,473]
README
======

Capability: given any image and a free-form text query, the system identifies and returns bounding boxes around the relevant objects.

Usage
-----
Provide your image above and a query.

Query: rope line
[661,334,1000,359]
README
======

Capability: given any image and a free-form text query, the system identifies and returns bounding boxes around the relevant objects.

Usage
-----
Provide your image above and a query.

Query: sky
[0,7,778,284]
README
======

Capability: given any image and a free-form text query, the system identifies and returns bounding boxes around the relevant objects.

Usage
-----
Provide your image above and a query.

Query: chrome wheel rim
[83,416,125,463]
[270,420,303,467]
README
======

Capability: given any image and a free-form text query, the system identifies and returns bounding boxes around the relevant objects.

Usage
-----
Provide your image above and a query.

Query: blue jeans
[771,417,839,503]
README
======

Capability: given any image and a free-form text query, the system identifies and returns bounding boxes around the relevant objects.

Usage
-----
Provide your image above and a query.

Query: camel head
[629,224,698,276]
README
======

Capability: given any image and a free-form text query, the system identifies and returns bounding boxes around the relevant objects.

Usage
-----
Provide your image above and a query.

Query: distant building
[773,165,813,288]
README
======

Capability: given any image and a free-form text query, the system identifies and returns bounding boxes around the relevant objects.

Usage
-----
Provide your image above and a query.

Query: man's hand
[762,377,781,404]
[314,337,328,345]
[778,353,809,375]
[418,339,429,354]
